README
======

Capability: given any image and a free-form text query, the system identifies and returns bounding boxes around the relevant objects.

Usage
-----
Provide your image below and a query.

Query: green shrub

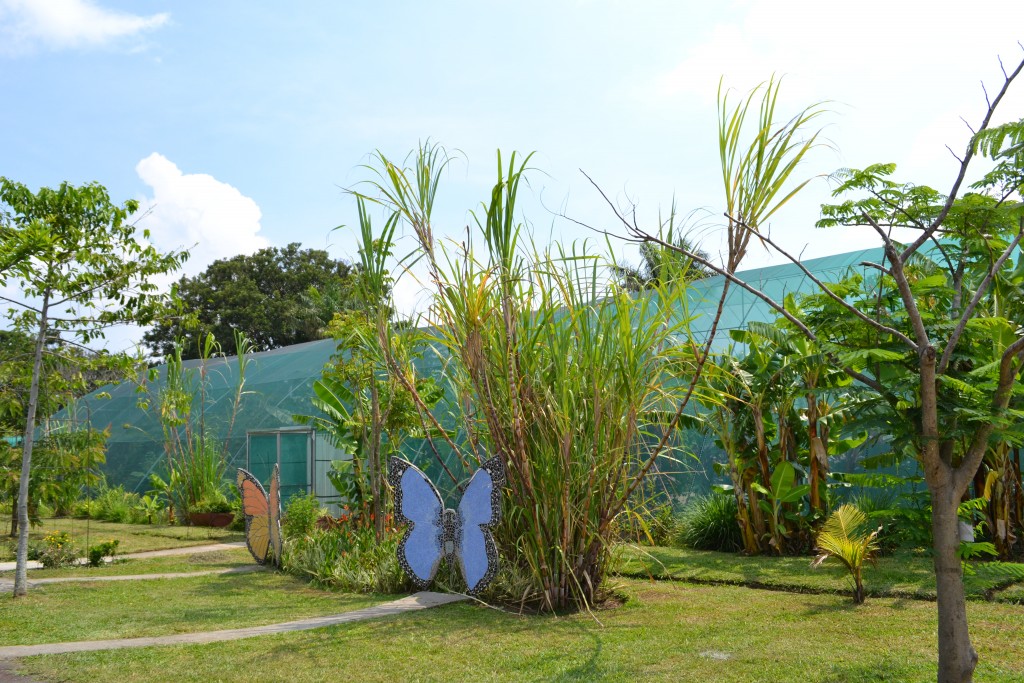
[615,501,678,546]
[71,498,98,519]
[282,493,323,540]
[87,539,120,567]
[39,530,79,568]
[676,494,743,552]
[90,485,144,523]
[282,522,409,594]
[192,490,232,514]
[228,495,246,531]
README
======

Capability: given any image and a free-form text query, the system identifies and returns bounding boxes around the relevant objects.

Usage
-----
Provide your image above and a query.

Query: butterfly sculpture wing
[388,457,445,588]
[457,456,506,595]
[237,467,272,565]
[268,464,282,564]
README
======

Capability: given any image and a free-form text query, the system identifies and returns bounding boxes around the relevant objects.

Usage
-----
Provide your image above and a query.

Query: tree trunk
[14,291,49,597]
[932,485,977,683]
[806,392,823,513]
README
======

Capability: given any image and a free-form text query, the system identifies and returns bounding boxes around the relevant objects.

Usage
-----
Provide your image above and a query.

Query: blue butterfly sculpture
[388,456,505,595]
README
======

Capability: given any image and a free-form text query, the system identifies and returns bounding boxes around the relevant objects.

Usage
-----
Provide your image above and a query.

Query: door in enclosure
[278,431,310,501]
[245,429,312,502]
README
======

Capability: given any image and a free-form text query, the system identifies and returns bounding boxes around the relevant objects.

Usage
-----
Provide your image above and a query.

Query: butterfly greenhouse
[57,247,887,508]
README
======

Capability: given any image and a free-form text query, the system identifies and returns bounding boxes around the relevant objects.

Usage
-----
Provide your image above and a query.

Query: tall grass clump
[356,144,706,610]
[676,494,742,551]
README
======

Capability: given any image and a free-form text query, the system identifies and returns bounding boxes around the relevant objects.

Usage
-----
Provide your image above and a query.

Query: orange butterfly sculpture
[237,464,282,566]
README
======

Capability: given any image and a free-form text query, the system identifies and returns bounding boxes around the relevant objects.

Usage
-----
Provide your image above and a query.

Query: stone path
[0,542,245,572]
[0,592,467,658]
[0,565,264,592]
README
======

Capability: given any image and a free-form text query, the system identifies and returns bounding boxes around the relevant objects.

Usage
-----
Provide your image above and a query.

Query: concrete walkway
[0,542,245,572]
[0,592,467,658]
[0,565,264,592]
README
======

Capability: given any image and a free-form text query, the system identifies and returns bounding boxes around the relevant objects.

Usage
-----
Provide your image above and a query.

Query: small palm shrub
[676,494,742,552]
[811,503,881,604]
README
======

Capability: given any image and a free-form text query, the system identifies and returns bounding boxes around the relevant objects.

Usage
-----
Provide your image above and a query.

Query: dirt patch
[0,661,42,683]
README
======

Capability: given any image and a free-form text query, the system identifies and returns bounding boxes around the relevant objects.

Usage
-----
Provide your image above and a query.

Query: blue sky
[2,0,1023,351]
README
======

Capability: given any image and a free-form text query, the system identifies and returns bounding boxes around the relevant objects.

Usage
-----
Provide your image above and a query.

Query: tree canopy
[143,243,358,359]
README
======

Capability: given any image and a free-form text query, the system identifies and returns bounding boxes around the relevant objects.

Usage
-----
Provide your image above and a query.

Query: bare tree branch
[900,55,1024,263]
[731,213,920,350]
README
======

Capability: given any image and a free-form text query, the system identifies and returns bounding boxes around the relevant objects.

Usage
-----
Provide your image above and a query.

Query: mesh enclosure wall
[59,247,889,501]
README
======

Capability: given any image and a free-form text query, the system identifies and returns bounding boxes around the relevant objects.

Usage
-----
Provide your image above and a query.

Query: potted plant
[188,491,235,527]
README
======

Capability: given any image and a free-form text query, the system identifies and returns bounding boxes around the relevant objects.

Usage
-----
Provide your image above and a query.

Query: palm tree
[611,207,713,292]
[812,504,881,604]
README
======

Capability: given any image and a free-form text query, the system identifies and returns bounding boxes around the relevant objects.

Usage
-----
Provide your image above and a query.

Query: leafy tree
[0,177,186,597]
[143,243,358,359]
[0,329,123,437]
[622,57,1024,683]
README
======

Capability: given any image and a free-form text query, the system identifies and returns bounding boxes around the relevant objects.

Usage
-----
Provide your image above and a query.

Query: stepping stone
[0,592,468,658]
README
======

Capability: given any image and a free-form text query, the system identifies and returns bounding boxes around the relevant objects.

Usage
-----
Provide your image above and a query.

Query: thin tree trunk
[920,342,978,683]
[932,485,977,682]
[14,290,49,597]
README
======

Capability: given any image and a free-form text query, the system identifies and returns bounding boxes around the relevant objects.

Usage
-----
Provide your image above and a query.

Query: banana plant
[752,460,810,554]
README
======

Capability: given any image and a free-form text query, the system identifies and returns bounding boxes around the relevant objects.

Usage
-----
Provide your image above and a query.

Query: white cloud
[134,153,269,279]
[0,0,168,54]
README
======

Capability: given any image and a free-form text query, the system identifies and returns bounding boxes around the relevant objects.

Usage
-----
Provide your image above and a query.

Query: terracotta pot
[188,512,234,528]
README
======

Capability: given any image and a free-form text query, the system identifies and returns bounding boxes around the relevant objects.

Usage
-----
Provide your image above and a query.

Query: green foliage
[0,177,187,591]
[89,485,142,524]
[676,494,743,552]
[616,499,678,547]
[281,493,324,541]
[296,193,441,538]
[143,243,357,359]
[718,76,826,270]
[812,504,881,604]
[148,331,252,522]
[358,143,709,610]
[86,539,119,567]
[282,522,409,593]
[611,205,713,291]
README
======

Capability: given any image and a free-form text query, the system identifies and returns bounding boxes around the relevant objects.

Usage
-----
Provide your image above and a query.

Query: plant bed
[187,512,235,528]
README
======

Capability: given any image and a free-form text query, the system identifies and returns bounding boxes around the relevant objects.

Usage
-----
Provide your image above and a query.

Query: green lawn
[0,569,384,645]
[0,516,243,561]
[0,548,254,579]
[9,579,1024,683]
[616,545,1024,600]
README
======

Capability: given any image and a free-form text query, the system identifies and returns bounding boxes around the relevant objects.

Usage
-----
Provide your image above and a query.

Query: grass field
[3,522,1023,682]
[0,564,383,645]
[617,545,1024,601]
[0,516,243,561]
[0,547,254,579]
[8,579,1024,683]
